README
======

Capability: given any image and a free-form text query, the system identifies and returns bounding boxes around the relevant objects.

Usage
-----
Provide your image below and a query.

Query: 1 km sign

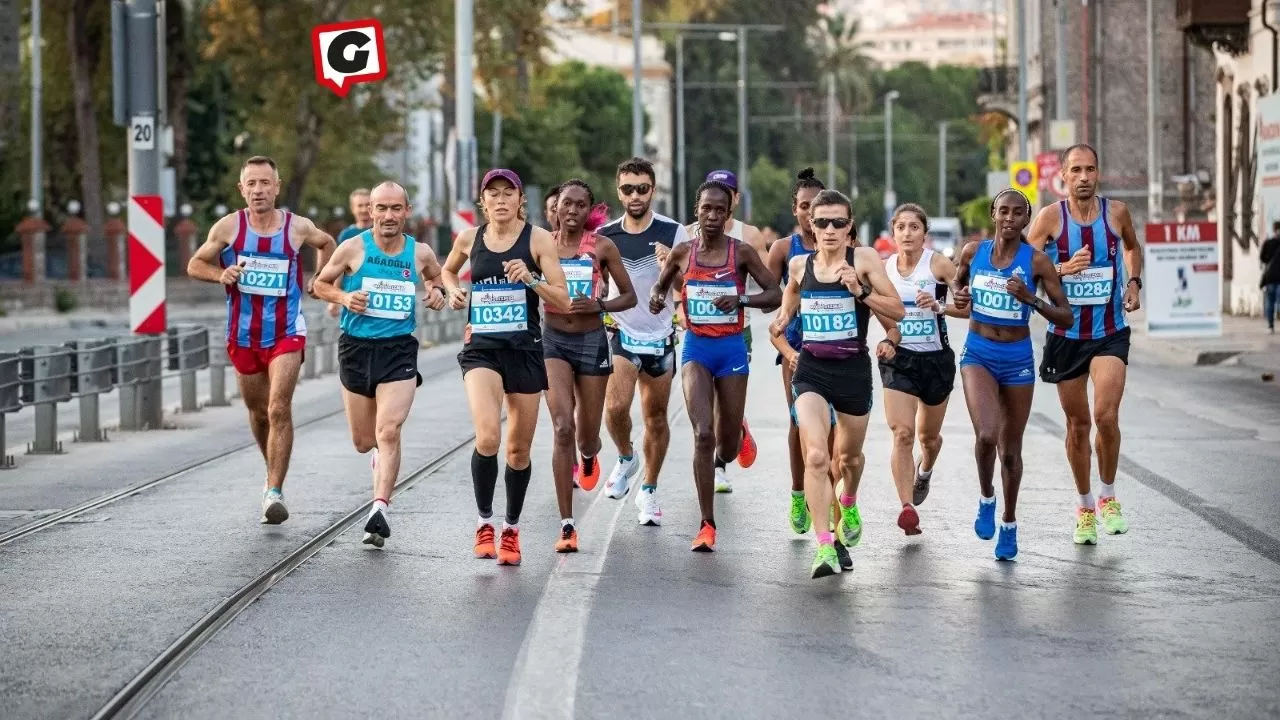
[1143,221,1221,339]
[1144,221,1217,244]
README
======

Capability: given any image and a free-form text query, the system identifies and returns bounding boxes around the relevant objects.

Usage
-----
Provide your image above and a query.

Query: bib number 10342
[470,283,529,334]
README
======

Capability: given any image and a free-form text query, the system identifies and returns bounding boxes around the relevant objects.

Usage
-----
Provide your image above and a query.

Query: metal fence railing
[0,307,469,468]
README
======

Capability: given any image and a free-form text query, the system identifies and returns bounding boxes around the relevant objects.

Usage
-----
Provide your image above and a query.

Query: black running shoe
[363,509,391,548]
[912,474,932,507]
[833,539,853,570]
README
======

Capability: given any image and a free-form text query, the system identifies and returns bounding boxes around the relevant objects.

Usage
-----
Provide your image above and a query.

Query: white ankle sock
[561,518,574,528]
[1099,481,1115,500]
[1078,493,1095,510]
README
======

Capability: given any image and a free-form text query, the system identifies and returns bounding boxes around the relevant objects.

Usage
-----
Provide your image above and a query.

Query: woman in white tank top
[874,203,967,535]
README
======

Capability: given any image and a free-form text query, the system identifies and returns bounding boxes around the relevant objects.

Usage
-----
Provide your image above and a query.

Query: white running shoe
[605,456,640,499]
[261,489,289,524]
[635,487,663,526]
[714,466,733,494]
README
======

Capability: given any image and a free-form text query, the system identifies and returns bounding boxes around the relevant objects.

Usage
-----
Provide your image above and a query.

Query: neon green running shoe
[789,493,811,534]
[1073,508,1098,545]
[811,544,841,578]
[836,501,863,548]
[1097,497,1129,535]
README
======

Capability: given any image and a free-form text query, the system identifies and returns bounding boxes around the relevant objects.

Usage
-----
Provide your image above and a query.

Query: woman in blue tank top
[953,188,1072,562]
[764,167,837,540]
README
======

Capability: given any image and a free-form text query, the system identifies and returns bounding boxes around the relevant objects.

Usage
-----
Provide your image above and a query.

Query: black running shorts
[878,347,957,407]
[1039,327,1131,384]
[458,346,549,394]
[608,329,676,378]
[792,349,873,417]
[339,334,423,398]
[543,325,613,376]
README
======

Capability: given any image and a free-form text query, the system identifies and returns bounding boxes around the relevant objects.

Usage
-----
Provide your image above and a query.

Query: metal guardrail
[0,306,467,469]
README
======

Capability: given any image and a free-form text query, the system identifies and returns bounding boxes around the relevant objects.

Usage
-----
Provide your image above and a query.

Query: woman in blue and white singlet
[953,188,1073,562]
[875,203,967,537]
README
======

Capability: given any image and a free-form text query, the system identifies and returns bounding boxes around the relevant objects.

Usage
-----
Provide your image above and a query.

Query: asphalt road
[1,315,1278,720]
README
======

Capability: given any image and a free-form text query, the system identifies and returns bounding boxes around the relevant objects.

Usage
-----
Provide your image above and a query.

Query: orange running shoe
[691,520,717,552]
[498,527,522,565]
[578,455,601,492]
[737,420,757,468]
[474,523,496,559]
[555,524,579,553]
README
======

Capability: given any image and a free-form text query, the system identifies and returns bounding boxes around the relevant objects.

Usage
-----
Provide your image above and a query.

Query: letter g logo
[312,19,388,97]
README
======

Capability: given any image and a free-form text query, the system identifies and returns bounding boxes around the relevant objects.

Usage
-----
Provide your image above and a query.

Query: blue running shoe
[995,524,1018,561]
[974,497,996,540]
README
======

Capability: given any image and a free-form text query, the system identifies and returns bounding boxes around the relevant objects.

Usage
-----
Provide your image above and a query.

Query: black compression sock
[471,449,499,518]
[504,464,533,525]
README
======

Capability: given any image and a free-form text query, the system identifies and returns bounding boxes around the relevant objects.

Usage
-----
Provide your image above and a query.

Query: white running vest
[886,249,945,352]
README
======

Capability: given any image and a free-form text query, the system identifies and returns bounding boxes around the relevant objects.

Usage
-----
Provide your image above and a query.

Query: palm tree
[810,10,874,121]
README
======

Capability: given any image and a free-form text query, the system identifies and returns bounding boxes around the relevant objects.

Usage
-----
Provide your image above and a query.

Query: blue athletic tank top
[1044,198,1128,340]
[782,233,812,349]
[968,239,1037,327]
[339,231,418,339]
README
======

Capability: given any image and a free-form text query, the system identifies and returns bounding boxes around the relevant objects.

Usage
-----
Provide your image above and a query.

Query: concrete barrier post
[61,215,90,282]
[104,209,126,281]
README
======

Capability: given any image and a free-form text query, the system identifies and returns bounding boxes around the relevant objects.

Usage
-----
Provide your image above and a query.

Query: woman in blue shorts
[952,189,1072,561]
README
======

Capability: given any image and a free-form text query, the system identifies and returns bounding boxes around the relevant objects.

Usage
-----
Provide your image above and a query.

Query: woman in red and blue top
[953,188,1072,561]
[648,180,781,553]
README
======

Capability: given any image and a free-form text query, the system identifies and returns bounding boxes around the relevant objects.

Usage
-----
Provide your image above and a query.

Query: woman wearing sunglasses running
[770,189,905,578]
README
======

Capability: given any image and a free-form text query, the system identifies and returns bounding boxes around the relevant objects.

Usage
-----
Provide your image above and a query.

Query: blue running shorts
[681,330,750,379]
[958,333,1036,386]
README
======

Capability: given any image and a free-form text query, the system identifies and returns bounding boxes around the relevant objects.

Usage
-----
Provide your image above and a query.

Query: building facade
[864,12,1004,69]
[1188,0,1275,315]
[987,0,1216,230]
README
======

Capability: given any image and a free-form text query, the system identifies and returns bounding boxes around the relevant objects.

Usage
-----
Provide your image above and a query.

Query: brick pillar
[174,216,198,272]
[16,216,50,283]
[61,216,90,281]
[104,215,126,281]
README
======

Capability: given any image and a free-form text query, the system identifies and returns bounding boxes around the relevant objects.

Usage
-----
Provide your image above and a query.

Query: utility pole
[737,26,749,221]
[1016,0,1028,160]
[30,0,42,214]
[456,0,475,212]
[826,72,837,188]
[676,33,686,218]
[111,0,164,430]
[1055,0,1068,121]
[938,121,948,217]
[632,0,644,157]
[1146,0,1162,222]
[884,90,899,218]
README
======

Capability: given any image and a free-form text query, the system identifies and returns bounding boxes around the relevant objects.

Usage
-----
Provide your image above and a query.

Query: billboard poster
[1256,94,1280,237]
[1143,222,1222,338]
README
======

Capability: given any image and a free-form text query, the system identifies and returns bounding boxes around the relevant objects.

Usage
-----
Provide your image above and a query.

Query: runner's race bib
[685,280,737,325]
[237,254,289,297]
[470,283,528,334]
[562,257,594,299]
[971,273,1023,320]
[361,277,415,320]
[897,303,939,344]
[619,330,666,356]
[1062,266,1114,306]
[800,290,858,342]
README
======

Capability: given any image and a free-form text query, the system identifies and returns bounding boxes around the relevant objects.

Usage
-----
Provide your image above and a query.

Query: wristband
[857,285,872,301]
[1128,277,1143,290]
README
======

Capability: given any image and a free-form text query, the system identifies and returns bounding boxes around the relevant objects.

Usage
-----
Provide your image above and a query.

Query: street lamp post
[652,22,782,223]
[826,72,837,188]
[938,120,948,216]
[632,0,644,157]
[455,0,475,213]
[884,90,900,217]
[676,32,685,217]
[31,0,43,215]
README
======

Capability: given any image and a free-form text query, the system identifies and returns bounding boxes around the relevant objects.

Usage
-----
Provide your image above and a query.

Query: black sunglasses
[619,183,652,196]
[813,217,851,229]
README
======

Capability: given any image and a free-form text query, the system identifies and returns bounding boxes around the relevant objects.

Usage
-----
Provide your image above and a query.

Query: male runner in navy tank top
[441,169,572,567]
[312,181,447,548]
[597,156,690,527]
[649,180,782,552]
[1026,143,1144,545]
[187,155,336,525]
